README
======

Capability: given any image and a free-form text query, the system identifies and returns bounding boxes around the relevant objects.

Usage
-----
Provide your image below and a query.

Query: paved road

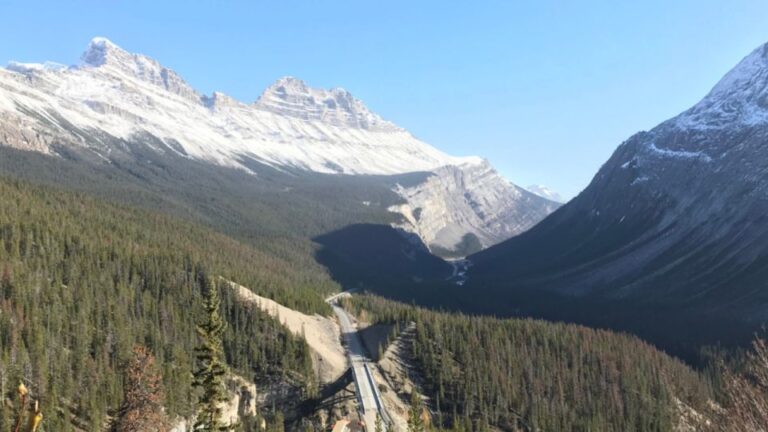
[327,295,389,432]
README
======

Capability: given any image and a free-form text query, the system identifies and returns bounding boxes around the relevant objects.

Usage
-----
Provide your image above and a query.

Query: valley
[1,25,768,432]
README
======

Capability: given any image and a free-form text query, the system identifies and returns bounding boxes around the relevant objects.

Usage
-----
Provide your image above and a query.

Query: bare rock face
[0,110,57,154]
[391,160,559,253]
[170,374,257,432]
[0,37,558,252]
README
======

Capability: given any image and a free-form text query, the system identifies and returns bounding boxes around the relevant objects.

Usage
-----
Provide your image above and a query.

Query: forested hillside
[0,178,321,431]
[345,295,713,432]
[0,145,409,260]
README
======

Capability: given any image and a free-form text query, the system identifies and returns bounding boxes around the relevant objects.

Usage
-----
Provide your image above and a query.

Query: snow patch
[526,184,564,203]
[6,61,67,74]
[646,142,712,162]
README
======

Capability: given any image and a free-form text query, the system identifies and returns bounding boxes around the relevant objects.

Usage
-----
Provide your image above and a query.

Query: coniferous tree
[113,345,169,432]
[193,277,233,431]
[268,411,285,432]
[0,179,318,429]
[345,294,712,432]
[408,391,425,432]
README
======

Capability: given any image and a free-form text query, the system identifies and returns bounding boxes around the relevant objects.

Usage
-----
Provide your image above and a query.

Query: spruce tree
[408,391,425,432]
[268,411,285,432]
[193,277,232,431]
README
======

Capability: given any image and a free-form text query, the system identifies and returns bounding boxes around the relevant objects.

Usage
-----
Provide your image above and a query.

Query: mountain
[391,162,558,255]
[0,37,557,255]
[463,41,768,357]
[526,184,564,203]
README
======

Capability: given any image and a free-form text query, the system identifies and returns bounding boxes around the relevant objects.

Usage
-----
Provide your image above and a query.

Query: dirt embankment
[226,280,347,384]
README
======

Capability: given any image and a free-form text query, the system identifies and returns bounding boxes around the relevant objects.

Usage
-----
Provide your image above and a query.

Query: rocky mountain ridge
[0,37,558,253]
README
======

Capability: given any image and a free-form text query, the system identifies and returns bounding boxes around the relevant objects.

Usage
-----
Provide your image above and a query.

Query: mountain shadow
[314,224,453,302]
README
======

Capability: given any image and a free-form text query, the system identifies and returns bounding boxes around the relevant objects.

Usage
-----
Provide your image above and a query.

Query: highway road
[327,294,389,432]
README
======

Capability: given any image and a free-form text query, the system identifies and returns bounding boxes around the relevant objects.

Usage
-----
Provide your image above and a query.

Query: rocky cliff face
[391,160,558,253]
[0,37,557,253]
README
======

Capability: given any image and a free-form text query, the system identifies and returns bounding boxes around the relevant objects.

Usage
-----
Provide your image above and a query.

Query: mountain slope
[0,177,319,430]
[465,41,768,356]
[0,37,557,254]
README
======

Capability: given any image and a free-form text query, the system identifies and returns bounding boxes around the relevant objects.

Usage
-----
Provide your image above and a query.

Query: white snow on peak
[645,142,712,162]
[81,37,120,66]
[708,43,768,98]
[0,37,559,252]
[525,185,564,203]
[202,91,243,110]
[254,76,400,131]
[0,37,479,175]
[6,61,67,74]
[79,37,200,102]
[675,42,768,130]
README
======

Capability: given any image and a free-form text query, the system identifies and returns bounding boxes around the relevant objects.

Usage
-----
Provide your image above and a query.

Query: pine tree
[408,391,425,432]
[1,264,13,299]
[113,345,169,432]
[268,411,285,432]
[193,277,233,431]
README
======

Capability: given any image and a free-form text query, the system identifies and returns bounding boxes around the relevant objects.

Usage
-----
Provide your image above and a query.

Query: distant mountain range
[526,184,564,203]
[0,37,557,255]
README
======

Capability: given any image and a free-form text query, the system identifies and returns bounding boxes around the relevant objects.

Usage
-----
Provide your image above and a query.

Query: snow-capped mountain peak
[466,39,768,348]
[81,36,122,67]
[707,42,768,99]
[254,76,399,131]
[80,37,200,102]
[525,185,564,203]
[0,37,558,254]
[675,42,768,130]
[0,38,463,174]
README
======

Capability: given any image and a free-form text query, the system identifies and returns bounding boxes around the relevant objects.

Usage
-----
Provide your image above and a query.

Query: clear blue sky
[1,1,767,198]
